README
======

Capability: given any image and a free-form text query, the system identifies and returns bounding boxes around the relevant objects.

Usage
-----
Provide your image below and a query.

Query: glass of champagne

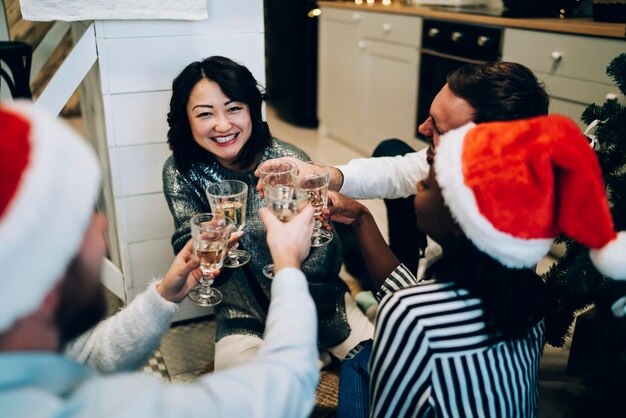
[296,161,333,247]
[258,159,297,203]
[189,213,234,306]
[262,183,307,279]
[206,180,250,268]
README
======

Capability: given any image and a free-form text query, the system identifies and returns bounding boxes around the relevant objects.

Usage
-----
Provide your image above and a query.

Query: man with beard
[0,101,319,418]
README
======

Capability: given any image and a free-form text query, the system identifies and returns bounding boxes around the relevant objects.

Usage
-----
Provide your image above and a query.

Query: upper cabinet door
[318,8,363,144]
[360,39,419,155]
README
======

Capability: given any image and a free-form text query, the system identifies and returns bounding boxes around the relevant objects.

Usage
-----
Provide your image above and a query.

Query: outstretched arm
[182,205,319,418]
[65,240,210,372]
[325,191,401,290]
[336,148,428,199]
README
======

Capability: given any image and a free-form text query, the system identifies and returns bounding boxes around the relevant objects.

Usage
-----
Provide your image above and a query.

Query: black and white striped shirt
[370,264,545,418]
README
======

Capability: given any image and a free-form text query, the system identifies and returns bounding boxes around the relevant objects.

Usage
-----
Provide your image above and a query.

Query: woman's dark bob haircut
[167,56,272,171]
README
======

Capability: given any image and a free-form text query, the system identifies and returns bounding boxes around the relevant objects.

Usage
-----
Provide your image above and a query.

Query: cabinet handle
[551,51,563,61]
[606,93,618,100]
[477,35,490,47]
[451,31,463,42]
[428,28,439,38]
[382,23,392,32]
[352,12,361,21]
[358,40,367,50]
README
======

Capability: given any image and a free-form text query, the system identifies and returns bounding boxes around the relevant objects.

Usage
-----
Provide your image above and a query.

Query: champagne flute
[188,213,234,306]
[258,159,297,203]
[296,161,333,247]
[262,183,307,279]
[206,180,251,268]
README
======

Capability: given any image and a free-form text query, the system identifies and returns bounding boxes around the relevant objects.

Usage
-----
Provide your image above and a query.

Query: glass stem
[229,242,240,260]
[199,274,213,297]
[313,219,322,237]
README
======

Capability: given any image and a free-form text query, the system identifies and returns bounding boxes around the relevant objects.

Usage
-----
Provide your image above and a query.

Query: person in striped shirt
[328,168,545,418]
[327,115,626,417]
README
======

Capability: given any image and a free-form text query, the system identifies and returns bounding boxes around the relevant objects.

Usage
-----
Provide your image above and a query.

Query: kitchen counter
[318,1,626,39]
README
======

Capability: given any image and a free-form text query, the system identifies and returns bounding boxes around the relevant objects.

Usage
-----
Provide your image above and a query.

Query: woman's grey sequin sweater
[162,138,350,349]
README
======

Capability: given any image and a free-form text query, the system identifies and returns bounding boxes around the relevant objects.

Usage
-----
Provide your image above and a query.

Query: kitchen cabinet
[318,8,362,147]
[502,29,625,130]
[502,28,625,259]
[319,7,422,155]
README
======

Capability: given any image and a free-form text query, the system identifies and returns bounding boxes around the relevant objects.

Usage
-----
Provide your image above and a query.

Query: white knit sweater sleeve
[64,280,178,373]
[337,148,429,199]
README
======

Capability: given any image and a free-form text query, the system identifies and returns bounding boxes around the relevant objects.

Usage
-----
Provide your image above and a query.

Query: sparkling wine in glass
[262,184,306,279]
[258,159,297,203]
[296,161,333,247]
[188,213,234,306]
[206,180,250,268]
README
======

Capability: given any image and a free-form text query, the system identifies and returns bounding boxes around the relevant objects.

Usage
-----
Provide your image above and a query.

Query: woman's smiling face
[187,78,252,170]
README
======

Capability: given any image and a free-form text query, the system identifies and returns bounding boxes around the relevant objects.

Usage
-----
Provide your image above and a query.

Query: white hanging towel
[19,0,208,21]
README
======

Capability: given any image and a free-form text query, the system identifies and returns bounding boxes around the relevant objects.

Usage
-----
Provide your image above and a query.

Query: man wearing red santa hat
[0,101,320,418]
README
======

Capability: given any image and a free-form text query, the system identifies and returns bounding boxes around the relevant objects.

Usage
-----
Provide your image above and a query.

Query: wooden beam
[36,22,96,116]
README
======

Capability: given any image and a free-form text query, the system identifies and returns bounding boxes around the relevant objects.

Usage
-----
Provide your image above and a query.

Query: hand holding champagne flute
[206,180,250,268]
[262,183,307,279]
[296,161,333,247]
[257,159,297,202]
[188,213,234,306]
[259,204,316,274]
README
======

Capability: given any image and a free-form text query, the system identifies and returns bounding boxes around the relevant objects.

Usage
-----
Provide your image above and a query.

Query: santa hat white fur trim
[590,232,626,280]
[434,122,553,269]
[0,101,101,333]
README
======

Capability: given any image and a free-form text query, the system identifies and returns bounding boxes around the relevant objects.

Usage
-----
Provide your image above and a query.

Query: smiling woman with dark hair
[166,56,271,173]
[162,56,373,371]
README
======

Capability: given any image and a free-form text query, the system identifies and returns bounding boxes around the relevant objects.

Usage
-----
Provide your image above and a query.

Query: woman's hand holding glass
[188,213,234,307]
[322,190,369,226]
[206,180,251,268]
[157,240,203,303]
[296,161,333,247]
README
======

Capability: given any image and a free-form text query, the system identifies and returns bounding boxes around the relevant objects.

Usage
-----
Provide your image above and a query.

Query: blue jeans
[337,339,373,418]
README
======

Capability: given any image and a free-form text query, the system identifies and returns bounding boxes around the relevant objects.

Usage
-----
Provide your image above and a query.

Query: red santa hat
[0,101,101,332]
[434,114,626,280]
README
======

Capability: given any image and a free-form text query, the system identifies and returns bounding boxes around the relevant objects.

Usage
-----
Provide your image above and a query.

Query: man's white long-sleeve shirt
[337,148,429,200]
[336,148,441,279]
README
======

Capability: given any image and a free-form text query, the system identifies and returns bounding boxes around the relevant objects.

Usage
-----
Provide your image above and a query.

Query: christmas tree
[544,53,626,347]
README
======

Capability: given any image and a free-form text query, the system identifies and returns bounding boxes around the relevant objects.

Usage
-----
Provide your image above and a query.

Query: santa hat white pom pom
[590,232,626,280]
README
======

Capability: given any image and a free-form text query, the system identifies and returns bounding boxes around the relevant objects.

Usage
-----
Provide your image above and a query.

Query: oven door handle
[420,48,486,65]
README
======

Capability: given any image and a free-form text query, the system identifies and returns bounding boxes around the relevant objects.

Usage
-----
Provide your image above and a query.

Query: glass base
[223,248,251,268]
[262,263,275,279]
[311,228,333,247]
[188,286,223,307]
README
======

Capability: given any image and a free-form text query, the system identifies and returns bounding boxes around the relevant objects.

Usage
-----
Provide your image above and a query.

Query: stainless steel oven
[416,20,502,137]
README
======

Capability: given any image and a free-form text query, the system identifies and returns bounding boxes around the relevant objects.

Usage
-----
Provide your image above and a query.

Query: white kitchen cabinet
[318,7,422,155]
[502,29,625,130]
[361,39,419,152]
[318,8,363,146]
